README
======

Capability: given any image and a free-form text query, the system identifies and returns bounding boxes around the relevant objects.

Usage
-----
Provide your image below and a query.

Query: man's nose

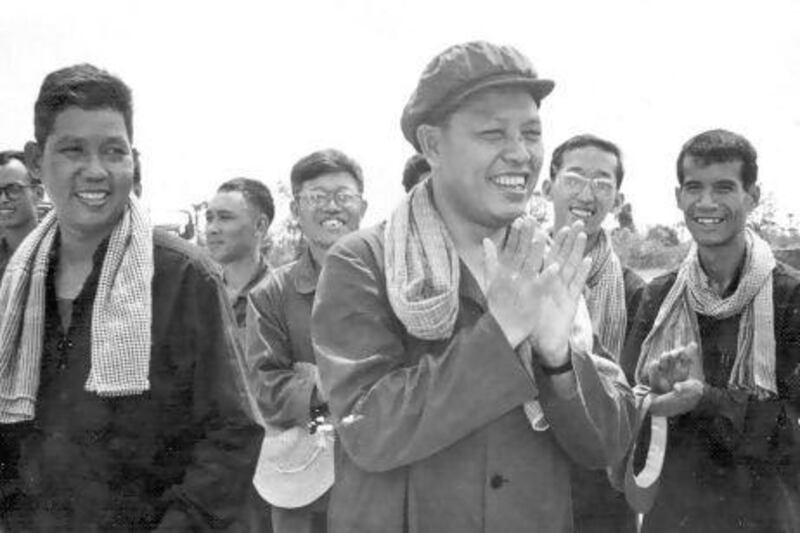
[696,188,717,209]
[501,134,532,165]
[82,153,108,180]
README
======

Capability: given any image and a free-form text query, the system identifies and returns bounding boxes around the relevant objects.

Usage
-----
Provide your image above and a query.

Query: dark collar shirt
[621,262,800,533]
[310,223,636,533]
[247,246,321,428]
[0,230,262,532]
[227,254,270,330]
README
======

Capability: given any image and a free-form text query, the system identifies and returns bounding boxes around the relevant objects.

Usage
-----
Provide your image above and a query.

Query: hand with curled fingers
[484,218,592,367]
[644,342,705,417]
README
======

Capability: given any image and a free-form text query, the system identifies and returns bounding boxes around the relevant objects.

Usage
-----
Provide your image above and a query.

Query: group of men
[0,40,798,533]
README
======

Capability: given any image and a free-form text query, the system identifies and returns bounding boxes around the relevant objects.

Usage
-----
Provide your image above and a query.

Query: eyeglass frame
[556,171,618,199]
[0,182,36,201]
[295,188,364,209]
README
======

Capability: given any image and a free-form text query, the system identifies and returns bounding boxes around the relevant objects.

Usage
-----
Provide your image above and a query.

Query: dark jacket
[621,262,800,532]
[571,265,644,533]
[312,224,636,533]
[0,230,263,532]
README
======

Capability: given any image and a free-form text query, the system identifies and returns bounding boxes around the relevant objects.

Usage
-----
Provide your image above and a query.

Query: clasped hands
[484,216,591,369]
[644,342,705,417]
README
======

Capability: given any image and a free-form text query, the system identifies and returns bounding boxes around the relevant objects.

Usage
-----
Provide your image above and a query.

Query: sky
[1,0,799,231]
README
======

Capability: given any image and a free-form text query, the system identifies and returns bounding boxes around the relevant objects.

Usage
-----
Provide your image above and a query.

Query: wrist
[540,357,573,376]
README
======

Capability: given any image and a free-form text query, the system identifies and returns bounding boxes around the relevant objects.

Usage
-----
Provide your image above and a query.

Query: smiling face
[424,87,544,231]
[205,190,266,265]
[676,156,757,250]
[292,171,366,252]
[545,146,621,236]
[0,159,41,230]
[30,107,133,241]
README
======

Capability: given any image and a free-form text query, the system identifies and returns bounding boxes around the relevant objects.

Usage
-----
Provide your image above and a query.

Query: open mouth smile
[488,173,529,193]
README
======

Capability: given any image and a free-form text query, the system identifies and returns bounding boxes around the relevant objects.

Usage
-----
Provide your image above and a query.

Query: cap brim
[253,432,335,509]
[454,74,555,108]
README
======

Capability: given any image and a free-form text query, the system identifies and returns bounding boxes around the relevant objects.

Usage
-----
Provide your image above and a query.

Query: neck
[2,219,39,251]
[696,233,747,296]
[222,249,262,293]
[307,241,329,268]
[58,224,114,266]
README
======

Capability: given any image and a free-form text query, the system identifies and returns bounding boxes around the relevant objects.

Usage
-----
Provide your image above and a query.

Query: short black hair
[217,177,275,223]
[34,63,133,146]
[676,129,758,189]
[0,150,38,185]
[290,149,364,196]
[549,134,624,187]
[402,154,431,192]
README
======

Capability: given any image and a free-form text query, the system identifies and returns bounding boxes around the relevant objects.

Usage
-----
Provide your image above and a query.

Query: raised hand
[484,219,591,367]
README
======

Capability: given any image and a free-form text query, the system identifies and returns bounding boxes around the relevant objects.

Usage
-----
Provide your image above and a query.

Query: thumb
[483,237,499,283]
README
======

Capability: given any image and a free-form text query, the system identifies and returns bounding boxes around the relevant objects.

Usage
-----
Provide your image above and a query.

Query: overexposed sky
[1,0,798,230]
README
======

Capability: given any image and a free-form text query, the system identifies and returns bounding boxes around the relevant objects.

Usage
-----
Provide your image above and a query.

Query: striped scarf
[635,229,777,398]
[385,178,594,431]
[584,229,627,360]
[0,197,154,423]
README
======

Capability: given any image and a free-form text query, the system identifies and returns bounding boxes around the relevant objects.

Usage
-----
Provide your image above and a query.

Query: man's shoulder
[327,222,387,269]
[152,229,222,283]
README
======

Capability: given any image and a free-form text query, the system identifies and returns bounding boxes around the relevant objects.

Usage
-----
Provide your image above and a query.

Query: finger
[567,256,592,298]
[561,231,588,285]
[545,225,569,268]
[523,230,547,276]
[515,217,536,273]
[504,218,529,272]
[483,238,499,284]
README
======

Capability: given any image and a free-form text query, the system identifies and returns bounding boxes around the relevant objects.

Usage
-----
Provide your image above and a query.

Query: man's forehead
[0,159,31,184]
[208,190,250,212]
[561,148,617,175]
[299,171,361,192]
[452,86,540,121]
[48,107,130,143]
[682,156,744,180]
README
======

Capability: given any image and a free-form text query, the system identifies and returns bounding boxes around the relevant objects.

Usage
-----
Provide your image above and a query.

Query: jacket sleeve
[247,275,317,427]
[311,235,539,473]
[157,264,263,530]
[536,343,637,470]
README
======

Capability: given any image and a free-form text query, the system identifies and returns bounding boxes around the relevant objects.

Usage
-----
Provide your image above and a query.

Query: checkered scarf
[0,197,153,422]
[635,229,777,398]
[583,229,627,361]
[385,178,594,431]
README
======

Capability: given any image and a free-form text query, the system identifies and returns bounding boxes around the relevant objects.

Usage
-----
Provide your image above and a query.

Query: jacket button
[489,474,507,489]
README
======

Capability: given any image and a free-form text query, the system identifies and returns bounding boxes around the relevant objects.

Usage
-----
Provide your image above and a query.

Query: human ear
[24,141,43,182]
[417,125,443,169]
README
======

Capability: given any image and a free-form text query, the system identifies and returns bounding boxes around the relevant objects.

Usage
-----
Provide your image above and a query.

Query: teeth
[569,207,594,218]
[695,217,723,225]
[491,174,527,189]
[77,191,109,201]
[322,219,344,230]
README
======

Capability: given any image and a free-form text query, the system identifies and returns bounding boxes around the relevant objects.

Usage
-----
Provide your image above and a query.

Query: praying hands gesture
[484,217,592,368]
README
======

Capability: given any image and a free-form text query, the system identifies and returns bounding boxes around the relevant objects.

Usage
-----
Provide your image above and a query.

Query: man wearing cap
[543,134,642,532]
[0,150,42,279]
[621,129,800,532]
[248,149,367,533]
[312,41,636,533]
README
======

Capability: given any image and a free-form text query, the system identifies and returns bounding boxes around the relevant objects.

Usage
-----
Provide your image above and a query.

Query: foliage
[263,182,304,268]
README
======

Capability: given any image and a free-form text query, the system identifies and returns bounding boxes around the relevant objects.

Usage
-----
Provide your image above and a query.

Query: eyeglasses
[559,172,616,199]
[297,190,363,209]
[0,183,33,201]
